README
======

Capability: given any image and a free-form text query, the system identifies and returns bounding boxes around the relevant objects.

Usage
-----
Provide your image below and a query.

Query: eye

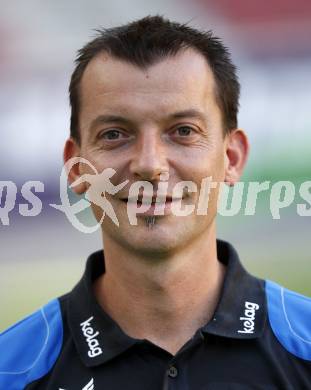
[176,126,193,137]
[98,129,125,140]
[171,125,197,138]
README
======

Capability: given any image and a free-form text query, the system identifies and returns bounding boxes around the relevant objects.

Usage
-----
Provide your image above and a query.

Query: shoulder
[265,280,311,361]
[0,298,63,389]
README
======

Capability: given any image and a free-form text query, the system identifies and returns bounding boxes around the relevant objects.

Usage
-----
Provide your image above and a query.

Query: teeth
[123,193,183,202]
[126,198,182,205]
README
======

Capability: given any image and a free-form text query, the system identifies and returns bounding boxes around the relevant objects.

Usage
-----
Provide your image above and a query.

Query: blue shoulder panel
[0,299,63,389]
[266,280,311,361]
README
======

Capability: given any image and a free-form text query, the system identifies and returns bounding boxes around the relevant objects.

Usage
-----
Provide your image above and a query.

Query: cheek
[90,203,102,223]
[183,152,225,184]
[80,146,115,174]
[80,149,129,191]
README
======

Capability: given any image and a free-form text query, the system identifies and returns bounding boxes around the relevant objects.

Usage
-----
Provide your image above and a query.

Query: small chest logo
[59,377,94,390]
[82,378,94,390]
[80,316,103,358]
[238,301,260,334]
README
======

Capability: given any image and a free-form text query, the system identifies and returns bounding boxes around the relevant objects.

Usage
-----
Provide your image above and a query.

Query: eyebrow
[89,115,133,131]
[89,109,206,131]
[169,109,206,121]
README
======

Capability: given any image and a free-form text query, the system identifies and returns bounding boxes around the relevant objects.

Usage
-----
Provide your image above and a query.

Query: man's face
[74,48,229,256]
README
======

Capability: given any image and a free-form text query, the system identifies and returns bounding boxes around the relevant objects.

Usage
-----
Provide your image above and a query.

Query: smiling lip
[121,195,180,204]
[120,196,183,215]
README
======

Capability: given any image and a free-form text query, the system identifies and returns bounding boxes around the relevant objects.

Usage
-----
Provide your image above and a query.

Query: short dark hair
[69,15,240,143]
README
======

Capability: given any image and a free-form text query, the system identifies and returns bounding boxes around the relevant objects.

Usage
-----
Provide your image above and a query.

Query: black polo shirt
[1,240,311,389]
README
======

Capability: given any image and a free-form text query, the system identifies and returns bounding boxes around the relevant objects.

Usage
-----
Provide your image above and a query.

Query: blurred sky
[0,0,310,330]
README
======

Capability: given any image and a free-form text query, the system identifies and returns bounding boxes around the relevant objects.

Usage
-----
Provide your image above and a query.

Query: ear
[224,129,249,186]
[63,138,87,195]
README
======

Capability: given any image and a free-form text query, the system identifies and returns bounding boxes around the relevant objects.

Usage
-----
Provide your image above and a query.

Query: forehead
[79,48,218,122]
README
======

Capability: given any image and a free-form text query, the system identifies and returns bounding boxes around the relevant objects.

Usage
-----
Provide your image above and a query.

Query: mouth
[120,195,182,206]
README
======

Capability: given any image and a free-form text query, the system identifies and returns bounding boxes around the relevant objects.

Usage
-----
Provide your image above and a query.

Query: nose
[129,130,169,181]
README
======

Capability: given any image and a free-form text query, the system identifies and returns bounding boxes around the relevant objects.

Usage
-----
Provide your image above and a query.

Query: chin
[106,220,193,258]
[121,238,181,259]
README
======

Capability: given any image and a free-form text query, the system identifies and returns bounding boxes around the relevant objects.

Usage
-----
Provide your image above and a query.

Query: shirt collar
[67,252,139,368]
[202,239,267,339]
[67,239,267,367]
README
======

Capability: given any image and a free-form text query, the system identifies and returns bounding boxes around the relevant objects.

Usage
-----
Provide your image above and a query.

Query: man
[1,15,310,390]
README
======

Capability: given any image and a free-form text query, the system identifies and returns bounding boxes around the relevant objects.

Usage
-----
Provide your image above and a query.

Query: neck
[93,226,226,355]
